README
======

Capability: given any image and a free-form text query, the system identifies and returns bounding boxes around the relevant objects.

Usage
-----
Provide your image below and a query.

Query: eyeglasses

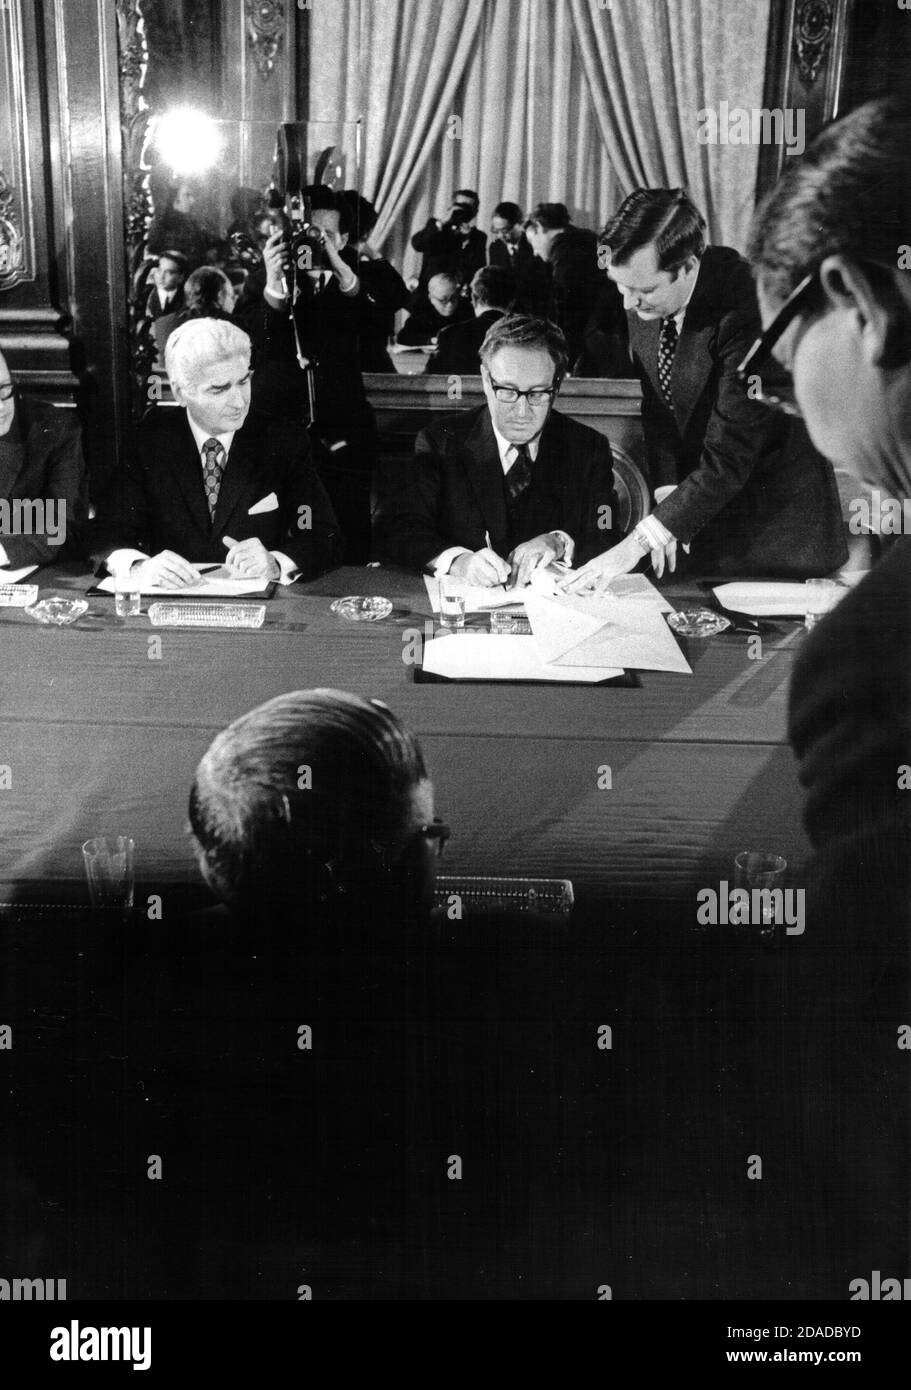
[486,372,556,407]
[0,382,15,402]
[417,818,450,858]
[737,256,908,416]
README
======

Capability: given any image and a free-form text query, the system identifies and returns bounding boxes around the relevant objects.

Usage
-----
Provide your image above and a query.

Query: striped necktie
[658,315,679,403]
[201,437,226,519]
[506,443,532,504]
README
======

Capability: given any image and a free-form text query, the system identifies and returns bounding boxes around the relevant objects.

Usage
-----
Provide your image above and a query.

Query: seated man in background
[154,265,238,355]
[488,202,532,275]
[566,188,845,589]
[379,313,620,585]
[87,318,340,587]
[0,345,88,569]
[396,271,472,346]
[427,265,514,376]
[410,188,487,293]
[341,191,410,372]
[144,250,187,321]
[524,203,604,368]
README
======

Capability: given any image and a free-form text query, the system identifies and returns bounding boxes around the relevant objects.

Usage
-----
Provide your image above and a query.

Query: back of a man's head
[528,203,571,233]
[189,689,433,922]
[165,317,251,393]
[493,201,523,227]
[600,189,707,271]
[471,266,515,312]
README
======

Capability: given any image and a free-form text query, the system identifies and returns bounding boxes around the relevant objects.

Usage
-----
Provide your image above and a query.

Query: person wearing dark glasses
[564,188,845,591]
[748,95,911,1293]
[0,344,88,570]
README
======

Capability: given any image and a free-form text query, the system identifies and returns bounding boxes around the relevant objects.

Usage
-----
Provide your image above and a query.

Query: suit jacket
[427,308,504,376]
[378,405,619,571]
[411,220,487,288]
[488,234,534,276]
[397,294,473,346]
[356,254,410,371]
[629,245,846,576]
[145,285,185,321]
[548,225,603,369]
[86,407,341,577]
[0,394,88,566]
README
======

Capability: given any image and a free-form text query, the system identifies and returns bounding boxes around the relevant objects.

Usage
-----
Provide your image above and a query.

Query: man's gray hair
[165,317,251,392]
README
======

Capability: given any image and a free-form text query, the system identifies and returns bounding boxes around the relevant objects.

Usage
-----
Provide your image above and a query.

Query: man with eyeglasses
[396,272,473,347]
[379,313,620,585]
[565,188,844,591]
[0,345,88,570]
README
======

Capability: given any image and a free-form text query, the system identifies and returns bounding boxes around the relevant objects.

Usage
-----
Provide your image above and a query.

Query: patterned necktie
[506,443,533,505]
[658,315,679,403]
[201,437,226,519]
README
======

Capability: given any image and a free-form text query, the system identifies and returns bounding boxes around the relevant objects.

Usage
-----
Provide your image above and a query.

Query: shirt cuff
[106,548,148,579]
[634,515,676,551]
[264,286,288,310]
[428,546,471,577]
[653,484,678,505]
[550,530,574,565]
[270,551,300,585]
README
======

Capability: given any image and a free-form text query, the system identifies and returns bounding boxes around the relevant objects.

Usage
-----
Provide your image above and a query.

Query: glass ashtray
[0,583,39,607]
[330,595,393,622]
[27,598,88,626]
[666,607,731,638]
[147,602,266,629]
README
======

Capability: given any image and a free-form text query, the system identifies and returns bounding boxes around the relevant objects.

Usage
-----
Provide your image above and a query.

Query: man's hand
[449,548,511,587]
[648,537,678,579]
[507,532,562,588]
[223,536,280,581]
[263,229,289,297]
[561,533,645,594]
[131,551,201,589]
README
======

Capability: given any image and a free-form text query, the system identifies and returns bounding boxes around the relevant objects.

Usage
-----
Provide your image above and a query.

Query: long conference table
[1,561,811,916]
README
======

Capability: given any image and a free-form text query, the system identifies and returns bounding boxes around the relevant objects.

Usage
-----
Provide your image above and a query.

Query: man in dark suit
[144,251,187,321]
[379,314,620,585]
[0,346,88,568]
[396,272,473,347]
[427,266,514,376]
[410,189,487,294]
[524,203,603,369]
[87,318,340,587]
[747,97,911,1285]
[488,202,533,273]
[566,189,845,591]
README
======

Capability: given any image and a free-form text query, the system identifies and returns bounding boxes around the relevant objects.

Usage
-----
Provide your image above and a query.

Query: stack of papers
[713,582,809,616]
[422,568,672,614]
[0,565,38,584]
[96,565,269,598]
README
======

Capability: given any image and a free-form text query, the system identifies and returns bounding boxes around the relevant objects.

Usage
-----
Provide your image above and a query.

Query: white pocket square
[248,492,279,515]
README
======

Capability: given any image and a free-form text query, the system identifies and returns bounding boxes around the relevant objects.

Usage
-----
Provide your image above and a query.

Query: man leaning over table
[86,318,341,588]
[378,313,621,587]
[0,344,88,570]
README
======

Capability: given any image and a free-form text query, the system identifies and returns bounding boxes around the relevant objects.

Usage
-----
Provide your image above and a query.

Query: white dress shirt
[429,421,574,576]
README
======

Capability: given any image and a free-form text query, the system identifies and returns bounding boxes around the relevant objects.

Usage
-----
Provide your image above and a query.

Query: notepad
[95,566,270,598]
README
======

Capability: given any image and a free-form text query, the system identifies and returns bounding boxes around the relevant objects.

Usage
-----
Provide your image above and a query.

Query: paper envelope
[525,594,692,674]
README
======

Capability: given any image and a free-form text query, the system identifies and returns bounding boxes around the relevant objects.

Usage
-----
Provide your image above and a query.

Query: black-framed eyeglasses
[486,372,556,407]
[417,818,450,858]
[0,382,15,402]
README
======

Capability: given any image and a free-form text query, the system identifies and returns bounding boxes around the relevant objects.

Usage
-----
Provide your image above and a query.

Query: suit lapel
[462,409,508,537]
[628,258,716,436]
[0,410,28,501]
[167,418,212,536]
[210,420,261,534]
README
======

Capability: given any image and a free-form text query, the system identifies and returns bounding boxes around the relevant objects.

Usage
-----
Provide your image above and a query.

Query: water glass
[439,576,466,630]
[82,835,136,916]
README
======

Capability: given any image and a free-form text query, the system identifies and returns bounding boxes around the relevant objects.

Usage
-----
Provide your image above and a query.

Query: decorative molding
[115,0,156,417]
[794,0,835,87]
[0,0,34,291]
[246,0,286,81]
[0,165,25,287]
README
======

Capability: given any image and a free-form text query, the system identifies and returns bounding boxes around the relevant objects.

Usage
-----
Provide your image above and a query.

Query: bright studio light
[153,108,222,177]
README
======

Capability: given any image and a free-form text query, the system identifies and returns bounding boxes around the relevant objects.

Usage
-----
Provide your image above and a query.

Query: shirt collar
[671,272,699,333]
[490,419,541,472]
[187,414,235,458]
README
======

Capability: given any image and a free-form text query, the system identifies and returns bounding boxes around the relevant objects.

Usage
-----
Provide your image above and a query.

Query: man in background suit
[524,203,604,369]
[0,345,87,569]
[144,251,187,321]
[488,202,533,274]
[379,314,619,585]
[427,266,514,376]
[87,318,340,587]
[566,188,845,590]
[410,189,487,294]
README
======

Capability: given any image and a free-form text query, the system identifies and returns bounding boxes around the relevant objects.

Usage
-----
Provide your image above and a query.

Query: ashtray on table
[330,595,393,622]
[26,598,88,626]
[666,607,731,638]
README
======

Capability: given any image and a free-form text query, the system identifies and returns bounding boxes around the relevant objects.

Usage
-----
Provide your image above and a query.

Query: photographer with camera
[410,189,487,295]
[256,184,377,563]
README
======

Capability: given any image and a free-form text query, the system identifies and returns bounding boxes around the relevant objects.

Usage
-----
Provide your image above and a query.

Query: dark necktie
[201,437,226,519]
[658,315,679,403]
[506,443,532,505]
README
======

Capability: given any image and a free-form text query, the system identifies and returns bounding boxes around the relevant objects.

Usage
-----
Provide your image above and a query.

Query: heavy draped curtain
[309,0,772,275]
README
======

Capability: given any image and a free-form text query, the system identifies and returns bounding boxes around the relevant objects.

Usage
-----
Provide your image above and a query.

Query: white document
[0,565,38,583]
[525,594,692,674]
[422,565,563,614]
[605,573,674,611]
[96,565,270,598]
[422,633,622,683]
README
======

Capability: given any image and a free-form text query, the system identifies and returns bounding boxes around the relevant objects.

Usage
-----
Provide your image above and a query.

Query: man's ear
[171,380,188,407]
[818,253,894,367]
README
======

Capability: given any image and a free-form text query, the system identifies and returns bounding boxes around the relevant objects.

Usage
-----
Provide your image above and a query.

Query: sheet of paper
[713,582,808,616]
[422,633,622,683]
[422,564,563,614]
[0,565,38,584]
[525,594,692,674]
[96,566,269,598]
[605,573,674,611]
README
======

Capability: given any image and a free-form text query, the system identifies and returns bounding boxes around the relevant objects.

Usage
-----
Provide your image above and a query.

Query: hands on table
[448,532,563,589]
[129,538,278,589]
[561,532,679,595]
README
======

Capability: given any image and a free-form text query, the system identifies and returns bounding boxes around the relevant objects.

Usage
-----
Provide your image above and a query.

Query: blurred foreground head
[189,689,438,923]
